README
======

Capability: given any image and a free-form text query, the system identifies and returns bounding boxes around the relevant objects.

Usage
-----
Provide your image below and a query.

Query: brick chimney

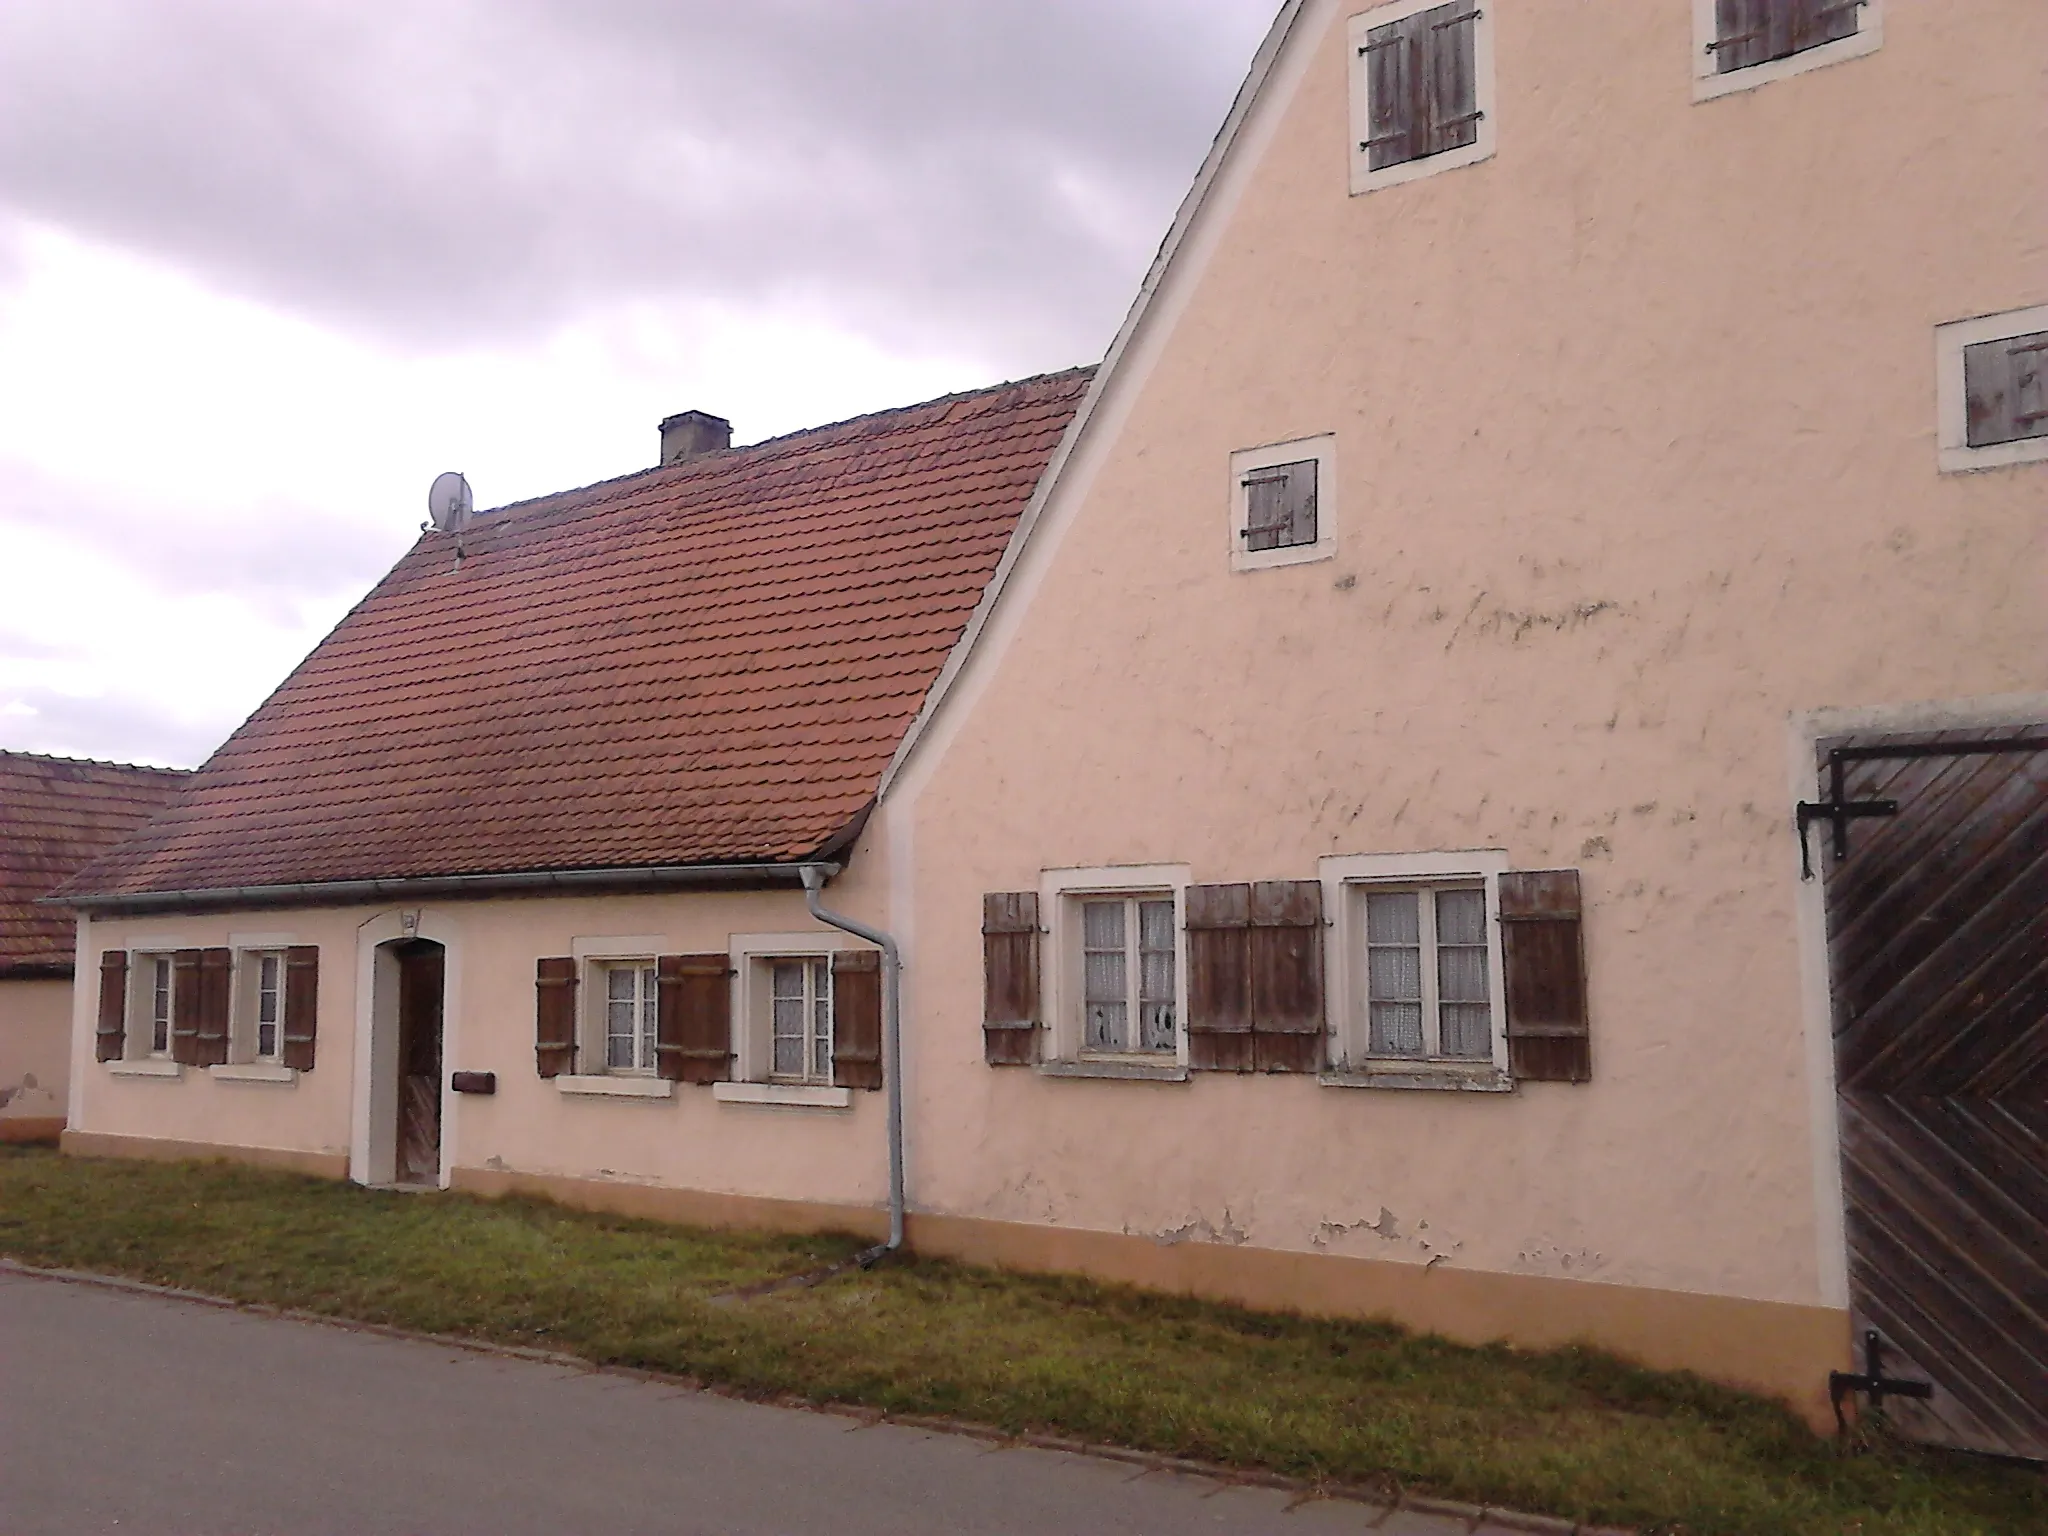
[659,410,732,466]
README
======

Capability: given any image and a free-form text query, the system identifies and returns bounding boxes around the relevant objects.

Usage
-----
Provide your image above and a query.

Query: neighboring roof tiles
[0,753,190,971]
[64,368,1094,903]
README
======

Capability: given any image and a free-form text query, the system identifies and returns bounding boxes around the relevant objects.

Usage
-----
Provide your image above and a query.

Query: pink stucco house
[56,1,2045,1455]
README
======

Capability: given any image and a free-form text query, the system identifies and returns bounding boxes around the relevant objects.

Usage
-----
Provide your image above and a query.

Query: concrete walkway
[0,1269,1583,1534]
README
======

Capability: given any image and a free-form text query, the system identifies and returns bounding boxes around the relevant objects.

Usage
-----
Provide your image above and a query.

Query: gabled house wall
[883,0,2046,1424]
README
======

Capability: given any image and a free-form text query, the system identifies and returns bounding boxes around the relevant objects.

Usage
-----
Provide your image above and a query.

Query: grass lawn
[0,1149,2038,1535]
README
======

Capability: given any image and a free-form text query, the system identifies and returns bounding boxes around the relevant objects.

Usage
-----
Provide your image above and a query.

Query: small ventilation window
[1693,0,1881,100]
[1936,305,2048,474]
[1348,1,1495,194]
[1229,435,1336,573]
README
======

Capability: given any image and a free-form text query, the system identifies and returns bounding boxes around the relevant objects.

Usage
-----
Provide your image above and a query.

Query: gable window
[601,960,660,1074]
[769,957,833,1083]
[1693,0,1880,100]
[1230,435,1336,571]
[1348,1,1495,195]
[1936,305,2048,473]
[1081,897,1178,1055]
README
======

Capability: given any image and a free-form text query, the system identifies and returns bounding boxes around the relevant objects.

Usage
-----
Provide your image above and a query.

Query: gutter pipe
[800,862,904,1264]
[46,860,817,917]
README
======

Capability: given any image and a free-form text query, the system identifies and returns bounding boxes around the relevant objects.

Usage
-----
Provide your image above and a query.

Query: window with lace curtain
[1079,896,1178,1056]
[1360,884,1495,1065]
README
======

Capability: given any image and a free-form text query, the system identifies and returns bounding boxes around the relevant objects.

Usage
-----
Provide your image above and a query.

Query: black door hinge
[1829,1329,1933,1433]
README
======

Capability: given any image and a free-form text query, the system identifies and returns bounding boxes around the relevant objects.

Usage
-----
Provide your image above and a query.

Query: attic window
[1348,1,1495,195]
[1693,0,1881,100]
[1936,304,2048,474]
[1230,435,1336,572]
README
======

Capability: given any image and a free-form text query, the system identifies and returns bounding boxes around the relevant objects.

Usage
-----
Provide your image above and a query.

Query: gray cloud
[2,687,227,770]
[0,0,1275,369]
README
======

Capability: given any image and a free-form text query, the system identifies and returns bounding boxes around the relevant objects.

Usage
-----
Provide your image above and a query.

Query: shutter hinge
[1828,1330,1931,1435]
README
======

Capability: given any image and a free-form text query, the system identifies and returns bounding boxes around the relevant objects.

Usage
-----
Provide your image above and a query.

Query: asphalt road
[0,1270,1535,1535]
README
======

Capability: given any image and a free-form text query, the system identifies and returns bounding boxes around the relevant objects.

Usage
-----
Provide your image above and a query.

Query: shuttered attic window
[1936,304,2048,473]
[1710,0,1863,73]
[1348,1,1494,194]
[1693,0,1881,100]
[1230,435,1336,572]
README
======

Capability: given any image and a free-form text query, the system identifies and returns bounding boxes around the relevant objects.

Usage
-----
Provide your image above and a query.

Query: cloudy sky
[0,0,1275,769]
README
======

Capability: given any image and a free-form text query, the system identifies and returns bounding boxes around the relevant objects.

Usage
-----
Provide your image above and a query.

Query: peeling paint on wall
[1129,1209,1250,1247]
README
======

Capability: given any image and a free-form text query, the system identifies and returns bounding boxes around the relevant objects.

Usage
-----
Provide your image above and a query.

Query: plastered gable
[892,0,2045,1309]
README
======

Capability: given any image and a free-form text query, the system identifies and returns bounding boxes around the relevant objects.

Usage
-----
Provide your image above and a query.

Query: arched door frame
[351,908,464,1187]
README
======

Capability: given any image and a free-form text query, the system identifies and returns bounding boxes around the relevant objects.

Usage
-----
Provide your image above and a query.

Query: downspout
[800,863,904,1263]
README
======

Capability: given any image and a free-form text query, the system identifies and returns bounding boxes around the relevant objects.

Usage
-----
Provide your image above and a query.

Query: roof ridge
[476,364,1096,526]
[0,749,193,776]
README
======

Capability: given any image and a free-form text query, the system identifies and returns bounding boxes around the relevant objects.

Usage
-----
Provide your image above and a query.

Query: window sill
[106,1059,181,1079]
[711,1081,852,1109]
[1322,1065,1512,1094]
[1036,1059,1189,1083]
[1230,539,1336,574]
[555,1075,674,1100]
[210,1063,297,1085]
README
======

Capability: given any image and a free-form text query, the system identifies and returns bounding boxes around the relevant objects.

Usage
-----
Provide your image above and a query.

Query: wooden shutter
[194,947,232,1066]
[982,892,1040,1066]
[1186,884,1254,1071]
[534,957,577,1078]
[1423,5,1481,157]
[1362,12,1415,171]
[1499,869,1590,1082]
[169,949,204,1065]
[1251,881,1325,1072]
[657,953,732,1084]
[832,950,884,1090]
[1966,332,2048,449]
[282,946,319,1071]
[1243,461,1318,553]
[96,950,128,1062]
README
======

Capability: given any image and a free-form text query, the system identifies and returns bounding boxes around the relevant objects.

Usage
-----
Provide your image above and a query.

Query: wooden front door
[394,940,445,1187]
[1819,728,2048,1460]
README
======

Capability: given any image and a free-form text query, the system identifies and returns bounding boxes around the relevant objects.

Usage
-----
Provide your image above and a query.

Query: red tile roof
[64,368,1093,903]
[1,753,190,971]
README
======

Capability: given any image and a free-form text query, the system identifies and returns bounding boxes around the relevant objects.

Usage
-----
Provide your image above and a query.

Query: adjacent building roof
[1,753,190,972]
[62,368,1094,905]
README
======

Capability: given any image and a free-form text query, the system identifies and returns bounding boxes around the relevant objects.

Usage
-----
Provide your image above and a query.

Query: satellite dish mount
[426,471,474,534]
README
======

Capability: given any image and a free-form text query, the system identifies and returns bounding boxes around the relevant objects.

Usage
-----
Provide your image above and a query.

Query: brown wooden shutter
[534,957,577,1078]
[1250,881,1325,1072]
[282,946,319,1071]
[1186,883,1254,1071]
[96,950,128,1062]
[1423,5,1481,158]
[832,949,884,1091]
[169,949,204,1065]
[657,953,732,1084]
[1243,461,1318,554]
[1362,13,1416,171]
[194,947,232,1066]
[1966,333,2048,449]
[1500,869,1590,1083]
[982,892,1040,1066]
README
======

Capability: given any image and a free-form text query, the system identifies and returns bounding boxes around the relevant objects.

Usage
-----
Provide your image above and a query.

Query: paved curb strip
[0,1258,1639,1535]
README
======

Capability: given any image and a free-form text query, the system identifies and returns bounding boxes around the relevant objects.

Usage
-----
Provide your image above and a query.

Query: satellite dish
[426,471,474,532]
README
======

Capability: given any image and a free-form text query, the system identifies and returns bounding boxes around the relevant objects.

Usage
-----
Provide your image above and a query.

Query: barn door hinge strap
[1828,1329,1932,1434]
[1795,751,1897,881]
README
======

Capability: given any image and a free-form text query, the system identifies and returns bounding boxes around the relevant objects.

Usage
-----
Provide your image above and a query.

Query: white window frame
[1040,865,1192,1072]
[1229,435,1337,573]
[1691,0,1882,103]
[1936,303,2048,474]
[550,935,676,1099]
[1347,0,1497,197]
[1319,850,1511,1088]
[590,958,662,1076]
[720,931,869,1109]
[124,950,177,1062]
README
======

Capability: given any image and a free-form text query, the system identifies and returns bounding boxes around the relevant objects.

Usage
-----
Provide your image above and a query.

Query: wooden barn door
[1816,728,2048,1460]
[394,940,445,1187]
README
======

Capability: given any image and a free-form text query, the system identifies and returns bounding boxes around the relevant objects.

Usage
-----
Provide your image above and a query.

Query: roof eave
[45,858,844,919]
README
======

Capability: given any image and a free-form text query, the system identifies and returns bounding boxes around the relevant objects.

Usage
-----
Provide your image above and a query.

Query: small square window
[1693,0,1880,100]
[1937,305,2048,473]
[1348,1,1495,195]
[1230,435,1335,572]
